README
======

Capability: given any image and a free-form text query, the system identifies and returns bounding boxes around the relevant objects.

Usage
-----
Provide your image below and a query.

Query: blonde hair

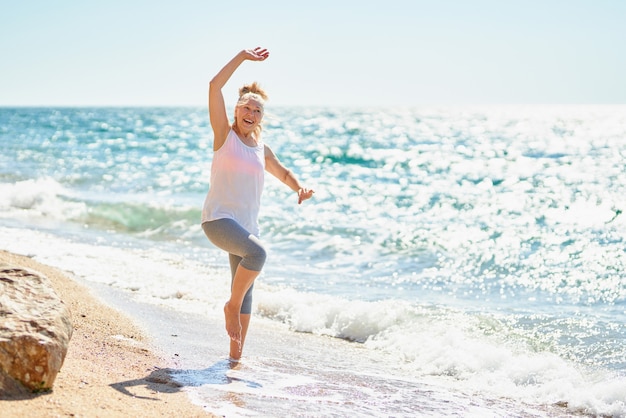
[238,82,268,103]
[233,82,268,138]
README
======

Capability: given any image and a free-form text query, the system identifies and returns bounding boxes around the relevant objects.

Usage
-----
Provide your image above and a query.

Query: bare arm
[265,145,315,204]
[208,47,269,151]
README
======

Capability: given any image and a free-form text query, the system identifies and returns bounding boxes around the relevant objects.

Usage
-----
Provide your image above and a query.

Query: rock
[0,264,73,395]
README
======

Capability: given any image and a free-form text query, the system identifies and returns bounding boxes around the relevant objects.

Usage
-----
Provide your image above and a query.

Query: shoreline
[0,249,216,417]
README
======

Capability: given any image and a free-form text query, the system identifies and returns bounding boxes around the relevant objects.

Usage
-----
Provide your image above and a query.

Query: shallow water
[1,105,625,416]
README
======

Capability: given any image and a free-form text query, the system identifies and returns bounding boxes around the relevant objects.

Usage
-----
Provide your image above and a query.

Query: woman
[202,47,314,361]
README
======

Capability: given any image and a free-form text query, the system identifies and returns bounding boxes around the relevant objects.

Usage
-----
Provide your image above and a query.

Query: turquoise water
[1,106,625,416]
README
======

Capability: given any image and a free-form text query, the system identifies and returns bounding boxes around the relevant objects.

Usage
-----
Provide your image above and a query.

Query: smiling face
[234,95,264,138]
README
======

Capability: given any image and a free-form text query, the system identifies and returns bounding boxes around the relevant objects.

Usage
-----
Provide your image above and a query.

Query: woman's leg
[203,219,266,348]
[222,265,257,343]
[228,254,253,359]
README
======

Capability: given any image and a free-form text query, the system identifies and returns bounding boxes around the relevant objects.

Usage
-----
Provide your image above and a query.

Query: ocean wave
[256,287,408,342]
[0,177,86,220]
[83,201,200,240]
[0,178,201,241]
[255,285,626,416]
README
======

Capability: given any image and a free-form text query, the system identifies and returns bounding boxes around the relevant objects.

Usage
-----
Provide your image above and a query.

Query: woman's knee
[242,244,266,271]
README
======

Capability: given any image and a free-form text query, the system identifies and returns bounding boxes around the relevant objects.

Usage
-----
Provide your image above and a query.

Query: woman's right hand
[243,47,270,61]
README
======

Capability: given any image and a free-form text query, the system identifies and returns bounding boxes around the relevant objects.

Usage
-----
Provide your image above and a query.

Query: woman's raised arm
[208,48,269,151]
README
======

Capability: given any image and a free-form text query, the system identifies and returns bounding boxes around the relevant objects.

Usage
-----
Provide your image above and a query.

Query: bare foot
[228,357,241,369]
[223,302,242,343]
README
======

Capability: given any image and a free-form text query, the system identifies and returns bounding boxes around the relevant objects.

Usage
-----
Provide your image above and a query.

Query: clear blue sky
[1,0,625,107]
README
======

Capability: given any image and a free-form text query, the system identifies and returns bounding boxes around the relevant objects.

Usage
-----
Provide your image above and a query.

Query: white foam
[0,178,86,222]
[254,284,626,416]
[364,310,626,416]
[255,286,409,342]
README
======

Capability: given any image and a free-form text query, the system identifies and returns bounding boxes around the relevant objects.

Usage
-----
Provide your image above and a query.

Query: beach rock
[0,264,73,395]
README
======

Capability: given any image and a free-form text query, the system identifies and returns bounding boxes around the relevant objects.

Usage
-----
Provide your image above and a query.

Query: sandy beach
[0,250,215,418]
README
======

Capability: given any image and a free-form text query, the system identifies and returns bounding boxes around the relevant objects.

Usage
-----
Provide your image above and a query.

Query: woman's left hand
[297,188,315,204]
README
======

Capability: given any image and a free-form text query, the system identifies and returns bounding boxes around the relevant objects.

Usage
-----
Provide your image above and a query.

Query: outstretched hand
[297,188,315,204]
[244,47,270,61]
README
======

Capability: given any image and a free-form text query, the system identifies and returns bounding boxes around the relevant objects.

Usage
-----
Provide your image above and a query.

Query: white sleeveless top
[202,129,265,236]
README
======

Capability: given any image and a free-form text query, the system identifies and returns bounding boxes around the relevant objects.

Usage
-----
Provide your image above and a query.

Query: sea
[0,105,625,417]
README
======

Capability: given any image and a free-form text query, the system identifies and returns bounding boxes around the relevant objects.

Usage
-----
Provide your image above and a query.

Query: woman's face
[235,97,264,136]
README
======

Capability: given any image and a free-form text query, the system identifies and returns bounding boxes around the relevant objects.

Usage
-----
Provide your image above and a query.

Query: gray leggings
[202,218,267,314]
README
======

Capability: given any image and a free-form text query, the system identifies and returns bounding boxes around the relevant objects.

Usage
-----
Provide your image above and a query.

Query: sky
[1,0,625,107]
